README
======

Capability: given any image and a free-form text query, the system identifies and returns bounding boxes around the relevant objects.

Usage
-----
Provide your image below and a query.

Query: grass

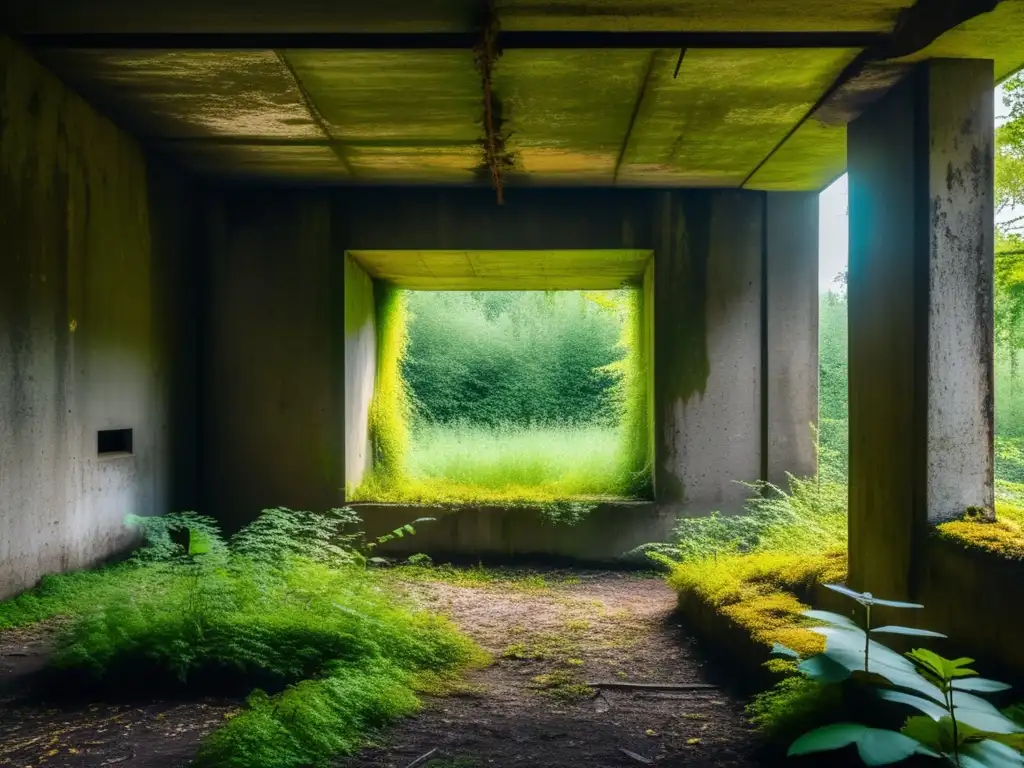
[386,562,578,592]
[358,287,652,506]
[0,510,485,768]
[353,423,641,504]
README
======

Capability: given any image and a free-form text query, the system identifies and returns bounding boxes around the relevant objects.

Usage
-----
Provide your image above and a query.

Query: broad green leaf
[857,728,940,765]
[879,690,949,720]
[805,610,861,629]
[870,597,926,609]
[403,524,416,535]
[393,528,405,538]
[799,654,851,683]
[952,667,982,678]
[952,694,1024,735]
[871,626,947,639]
[824,584,873,604]
[953,678,1013,694]
[960,739,1024,768]
[901,716,954,753]
[951,657,978,668]
[789,723,939,765]
[983,732,1024,751]
[771,642,800,659]
[789,723,870,756]
[908,649,949,679]
[884,691,1023,735]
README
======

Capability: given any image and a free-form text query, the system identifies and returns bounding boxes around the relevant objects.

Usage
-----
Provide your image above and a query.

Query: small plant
[774,585,1023,767]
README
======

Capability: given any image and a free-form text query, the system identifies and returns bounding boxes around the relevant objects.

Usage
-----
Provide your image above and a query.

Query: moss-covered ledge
[935,500,1024,560]
[668,551,847,686]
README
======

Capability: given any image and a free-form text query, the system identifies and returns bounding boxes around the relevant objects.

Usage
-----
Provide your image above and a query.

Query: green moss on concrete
[494,49,651,181]
[667,550,848,660]
[344,255,376,338]
[347,249,652,290]
[896,0,1024,83]
[499,0,909,33]
[367,284,411,483]
[622,48,856,186]
[936,501,1024,560]
[745,119,847,191]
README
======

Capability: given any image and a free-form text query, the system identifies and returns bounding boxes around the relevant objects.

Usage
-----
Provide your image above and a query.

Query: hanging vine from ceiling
[473,0,516,204]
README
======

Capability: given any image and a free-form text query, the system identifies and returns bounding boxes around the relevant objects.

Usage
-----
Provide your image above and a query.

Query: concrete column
[653,190,763,516]
[847,59,994,598]
[765,192,820,485]
[204,192,345,529]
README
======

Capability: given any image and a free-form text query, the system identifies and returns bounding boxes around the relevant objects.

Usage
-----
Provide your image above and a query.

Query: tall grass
[413,423,622,497]
[354,288,652,504]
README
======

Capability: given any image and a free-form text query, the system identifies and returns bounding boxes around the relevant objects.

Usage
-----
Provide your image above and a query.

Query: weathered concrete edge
[351,501,673,564]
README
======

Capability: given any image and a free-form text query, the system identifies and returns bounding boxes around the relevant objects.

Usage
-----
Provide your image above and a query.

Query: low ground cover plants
[0,508,484,768]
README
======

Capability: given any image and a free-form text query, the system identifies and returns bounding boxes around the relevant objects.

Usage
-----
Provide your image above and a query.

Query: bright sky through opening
[819,83,1015,293]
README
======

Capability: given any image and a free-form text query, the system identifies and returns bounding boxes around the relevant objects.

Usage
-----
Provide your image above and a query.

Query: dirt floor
[0,569,761,768]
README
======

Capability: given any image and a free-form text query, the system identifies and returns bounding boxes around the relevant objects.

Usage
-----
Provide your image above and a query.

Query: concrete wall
[343,255,376,493]
[202,186,819,549]
[765,192,820,485]
[204,191,344,527]
[353,502,677,564]
[653,191,764,516]
[847,59,995,597]
[0,37,200,597]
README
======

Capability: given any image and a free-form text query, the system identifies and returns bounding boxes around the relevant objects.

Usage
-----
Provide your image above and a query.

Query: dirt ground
[0,569,761,768]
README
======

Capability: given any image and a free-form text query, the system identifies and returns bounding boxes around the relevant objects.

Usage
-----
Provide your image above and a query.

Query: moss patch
[936,500,1024,560]
[667,550,848,658]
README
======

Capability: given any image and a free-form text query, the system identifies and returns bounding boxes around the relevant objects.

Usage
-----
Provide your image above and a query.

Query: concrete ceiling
[347,249,652,289]
[6,0,1024,191]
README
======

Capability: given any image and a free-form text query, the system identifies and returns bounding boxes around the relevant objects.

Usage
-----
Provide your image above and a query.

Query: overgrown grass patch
[352,289,652,506]
[0,509,485,768]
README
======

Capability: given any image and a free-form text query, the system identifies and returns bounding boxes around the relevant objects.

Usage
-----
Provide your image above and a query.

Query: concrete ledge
[350,501,672,563]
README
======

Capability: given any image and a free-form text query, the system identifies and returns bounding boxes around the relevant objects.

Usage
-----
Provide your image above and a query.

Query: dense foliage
[403,291,622,427]
[2,510,482,768]
[356,288,651,505]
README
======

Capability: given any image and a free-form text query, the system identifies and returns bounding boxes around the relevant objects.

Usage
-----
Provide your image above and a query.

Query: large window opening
[344,250,654,505]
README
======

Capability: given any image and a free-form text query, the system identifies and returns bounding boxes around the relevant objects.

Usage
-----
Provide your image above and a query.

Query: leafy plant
[774,585,1023,767]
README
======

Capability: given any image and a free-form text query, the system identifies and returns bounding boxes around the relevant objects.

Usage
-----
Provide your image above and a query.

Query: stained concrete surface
[204,191,344,527]
[0,37,200,598]
[653,191,764,516]
[202,186,816,534]
[847,59,995,598]
[765,192,820,485]
[344,256,376,494]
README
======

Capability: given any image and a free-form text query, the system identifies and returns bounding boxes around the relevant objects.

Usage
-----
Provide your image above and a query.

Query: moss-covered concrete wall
[202,186,818,545]
[652,191,765,515]
[343,256,376,493]
[0,36,201,597]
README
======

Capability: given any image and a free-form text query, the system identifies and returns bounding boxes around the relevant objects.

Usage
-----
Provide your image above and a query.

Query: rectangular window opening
[98,428,133,456]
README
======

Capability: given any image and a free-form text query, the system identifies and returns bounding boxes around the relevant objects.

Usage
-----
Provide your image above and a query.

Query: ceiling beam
[19,30,885,51]
[614,51,658,185]
[741,0,1002,187]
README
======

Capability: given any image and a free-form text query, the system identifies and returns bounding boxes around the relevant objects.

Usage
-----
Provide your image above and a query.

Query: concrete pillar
[847,59,994,598]
[765,193,820,485]
[653,191,763,516]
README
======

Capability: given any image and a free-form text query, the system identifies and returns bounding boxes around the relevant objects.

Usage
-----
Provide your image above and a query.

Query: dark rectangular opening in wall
[98,428,133,456]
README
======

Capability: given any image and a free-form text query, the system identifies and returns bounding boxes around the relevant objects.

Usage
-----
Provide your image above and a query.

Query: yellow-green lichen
[936,500,1024,560]
[668,550,849,658]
